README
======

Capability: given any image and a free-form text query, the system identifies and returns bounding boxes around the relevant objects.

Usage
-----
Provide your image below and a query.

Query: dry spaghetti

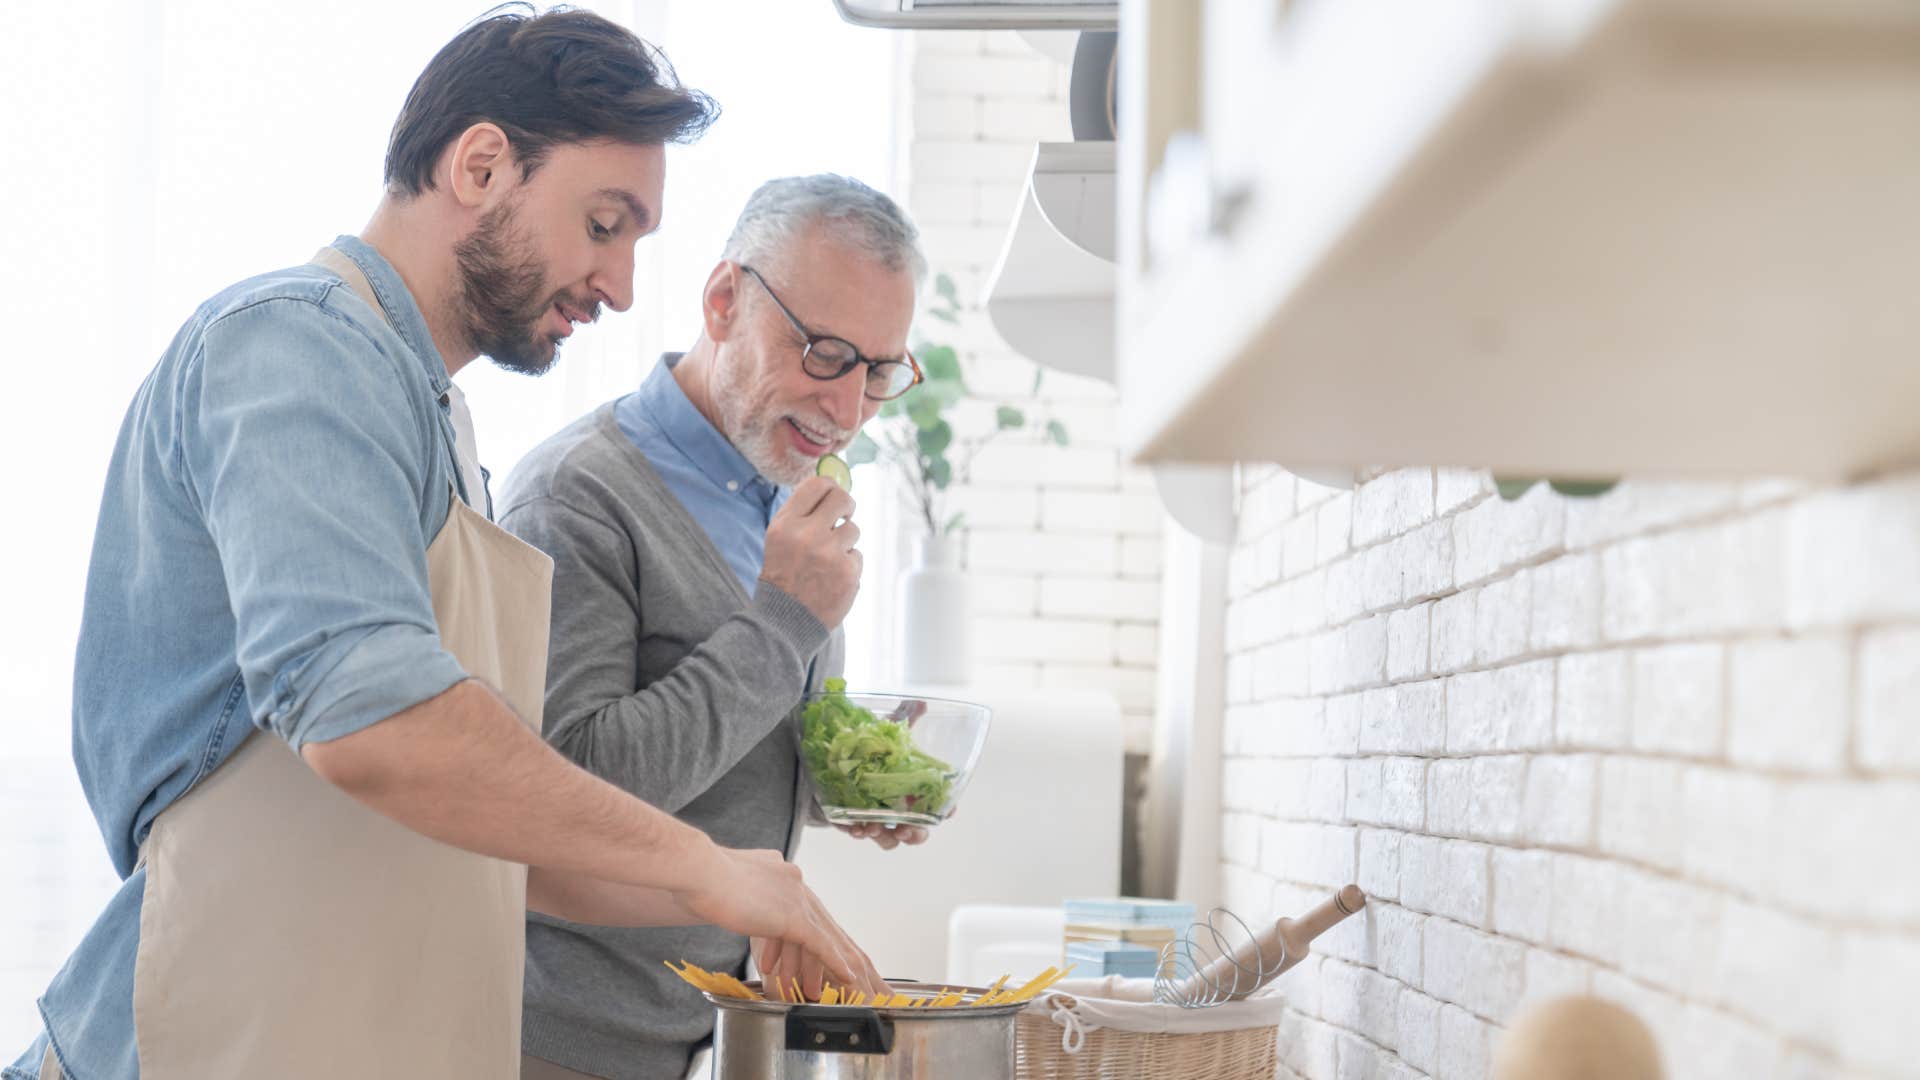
[666,961,1076,1008]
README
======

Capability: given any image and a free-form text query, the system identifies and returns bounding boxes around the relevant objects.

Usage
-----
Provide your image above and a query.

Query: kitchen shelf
[1117,0,1920,479]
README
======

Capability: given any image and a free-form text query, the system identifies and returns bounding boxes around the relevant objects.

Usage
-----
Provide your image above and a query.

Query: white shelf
[1118,0,1920,479]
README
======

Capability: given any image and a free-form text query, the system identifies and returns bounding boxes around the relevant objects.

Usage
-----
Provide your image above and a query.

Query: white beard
[713,359,813,487]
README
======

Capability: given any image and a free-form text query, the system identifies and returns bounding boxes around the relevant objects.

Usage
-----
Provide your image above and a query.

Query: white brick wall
[901,33,1161,750]
[1224,470,1920,1078]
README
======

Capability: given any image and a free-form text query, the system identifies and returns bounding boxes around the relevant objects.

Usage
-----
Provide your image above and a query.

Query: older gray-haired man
[499,174,929,1080]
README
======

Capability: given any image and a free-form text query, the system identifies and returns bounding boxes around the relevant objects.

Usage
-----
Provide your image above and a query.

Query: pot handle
[785,1006,895,1056]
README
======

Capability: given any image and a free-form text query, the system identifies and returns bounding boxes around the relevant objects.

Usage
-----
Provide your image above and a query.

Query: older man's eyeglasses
[740,264,923,402]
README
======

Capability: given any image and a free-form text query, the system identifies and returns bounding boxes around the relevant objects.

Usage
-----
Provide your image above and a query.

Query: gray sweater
[498,404,842,1080]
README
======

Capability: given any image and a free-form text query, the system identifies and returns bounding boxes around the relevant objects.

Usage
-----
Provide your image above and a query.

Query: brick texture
[902,34,1160,752]
[911,30,1920,1080]
[1222,469,1920,1078]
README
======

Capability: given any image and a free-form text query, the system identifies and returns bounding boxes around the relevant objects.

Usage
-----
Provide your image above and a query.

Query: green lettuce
[801,679,955,814]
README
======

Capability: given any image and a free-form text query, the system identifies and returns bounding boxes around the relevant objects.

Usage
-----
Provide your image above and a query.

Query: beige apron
[116,246,553,1080]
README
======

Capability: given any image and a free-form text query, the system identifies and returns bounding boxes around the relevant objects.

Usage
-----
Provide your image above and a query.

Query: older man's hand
[761,476,861,629]
[835,822,929,851]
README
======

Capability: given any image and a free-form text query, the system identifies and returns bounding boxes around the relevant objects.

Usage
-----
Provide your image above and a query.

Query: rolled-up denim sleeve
[181,296,469,749]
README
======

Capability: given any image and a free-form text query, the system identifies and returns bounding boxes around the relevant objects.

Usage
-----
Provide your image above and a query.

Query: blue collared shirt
[8,236,478,1080]
[613,356,788,595]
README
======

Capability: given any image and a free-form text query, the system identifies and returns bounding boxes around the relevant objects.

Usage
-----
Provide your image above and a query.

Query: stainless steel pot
[708,983,1022,1080]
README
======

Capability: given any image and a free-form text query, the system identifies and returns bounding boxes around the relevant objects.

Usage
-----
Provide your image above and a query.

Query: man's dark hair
[384,4,718,197]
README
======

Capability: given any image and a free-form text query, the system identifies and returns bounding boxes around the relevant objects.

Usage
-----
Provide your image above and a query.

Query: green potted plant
[846,272,1069,684]
[846,273,1068,535]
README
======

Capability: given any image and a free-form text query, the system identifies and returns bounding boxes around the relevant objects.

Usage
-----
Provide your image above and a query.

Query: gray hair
[721,174,927,289]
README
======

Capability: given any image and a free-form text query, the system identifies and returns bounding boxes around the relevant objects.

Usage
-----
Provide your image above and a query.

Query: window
[0,0,900,1048]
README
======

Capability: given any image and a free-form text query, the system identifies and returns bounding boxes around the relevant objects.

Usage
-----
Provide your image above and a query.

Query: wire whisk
[1152,907,1288,1008]
[1151,885,1367,1008]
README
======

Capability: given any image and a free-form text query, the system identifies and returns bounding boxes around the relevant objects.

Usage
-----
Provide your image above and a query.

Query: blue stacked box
[1062,898,1197,928]
[1064,940,1161,979]
[1060,898,1198,978]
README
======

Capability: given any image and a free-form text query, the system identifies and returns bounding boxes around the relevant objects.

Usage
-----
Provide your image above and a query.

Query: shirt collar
[327,234,453,396]
[640,353,780,504]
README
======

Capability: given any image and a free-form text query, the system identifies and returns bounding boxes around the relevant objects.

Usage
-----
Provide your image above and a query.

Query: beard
[452,198,567,376]
[711,354,853,487]
[712,355,803,485]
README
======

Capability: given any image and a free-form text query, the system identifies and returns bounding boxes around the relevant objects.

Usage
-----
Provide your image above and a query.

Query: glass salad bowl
[798,680,991,828]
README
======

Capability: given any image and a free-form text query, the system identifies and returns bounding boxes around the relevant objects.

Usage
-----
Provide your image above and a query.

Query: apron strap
[309,245,485,511]
[309,246,392,329]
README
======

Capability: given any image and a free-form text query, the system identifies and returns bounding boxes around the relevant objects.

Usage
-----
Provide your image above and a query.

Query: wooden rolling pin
[1171,885,1366,1003]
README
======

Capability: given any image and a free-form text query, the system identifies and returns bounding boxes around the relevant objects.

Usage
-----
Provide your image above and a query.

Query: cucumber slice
[816,453,852,492]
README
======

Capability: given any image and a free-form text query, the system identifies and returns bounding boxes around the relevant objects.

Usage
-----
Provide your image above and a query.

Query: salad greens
[801,678,955,814]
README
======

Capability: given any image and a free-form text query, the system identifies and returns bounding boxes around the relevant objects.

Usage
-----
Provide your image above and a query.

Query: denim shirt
[7,236,478,1080]
[612,355,789,595]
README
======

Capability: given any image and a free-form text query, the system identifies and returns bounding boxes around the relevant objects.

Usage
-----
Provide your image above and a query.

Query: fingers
[813,935,882,998]
[836,822,930,851]
[799,900,885,998]
[755,936,784,987]
[780,475,836,518]
[834,518,861,551]
[784,476,856,523]
[770,961,799,1001]
[848,939,885,996]
[745,857,884,999]
[770,944,879,1003]
[801,952,829,1002]
[867,825,927,850]
[771,944,808,1002]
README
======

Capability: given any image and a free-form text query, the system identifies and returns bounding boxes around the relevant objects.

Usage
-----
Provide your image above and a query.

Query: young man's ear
[446,122,513,208]
[702,261,742,342]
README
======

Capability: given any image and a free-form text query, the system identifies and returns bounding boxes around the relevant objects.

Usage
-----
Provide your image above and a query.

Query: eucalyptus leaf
[907,394,943,430]
[919,344,962,383]
[1494,477,1541,501]
[917,420,953,457]
[878,397,905,420]
[935,273,958,303]
[1548,479,1620,498]
[846,431,880,466]
[927,456,953,489]
[928,308,958,324]
[1045,419,1069,447]
[922,379,965,410]
[1031,368,1044,395]
[995,405,1025,430]
[1496,475,1618,500]
[944,511,967,534]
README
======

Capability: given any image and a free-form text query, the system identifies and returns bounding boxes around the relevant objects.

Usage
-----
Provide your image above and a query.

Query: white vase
[898,533,971,686]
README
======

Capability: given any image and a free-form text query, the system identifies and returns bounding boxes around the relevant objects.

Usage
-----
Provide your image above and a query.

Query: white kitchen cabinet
[1116,0,1920,480]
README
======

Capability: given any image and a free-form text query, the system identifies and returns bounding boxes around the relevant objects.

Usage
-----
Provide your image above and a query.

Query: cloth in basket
[1015,976,1289,1080]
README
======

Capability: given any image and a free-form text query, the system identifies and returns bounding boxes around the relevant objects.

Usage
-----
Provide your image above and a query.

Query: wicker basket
[1014,977,1284,1080]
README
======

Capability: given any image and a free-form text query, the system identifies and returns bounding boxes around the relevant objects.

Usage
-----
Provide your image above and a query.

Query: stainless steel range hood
[832,0,1115,30]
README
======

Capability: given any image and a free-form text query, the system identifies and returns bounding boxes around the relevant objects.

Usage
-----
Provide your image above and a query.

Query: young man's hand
[673,844,885,997]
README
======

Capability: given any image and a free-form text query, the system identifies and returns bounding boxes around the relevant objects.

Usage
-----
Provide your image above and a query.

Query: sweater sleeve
[500,492,830,813]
